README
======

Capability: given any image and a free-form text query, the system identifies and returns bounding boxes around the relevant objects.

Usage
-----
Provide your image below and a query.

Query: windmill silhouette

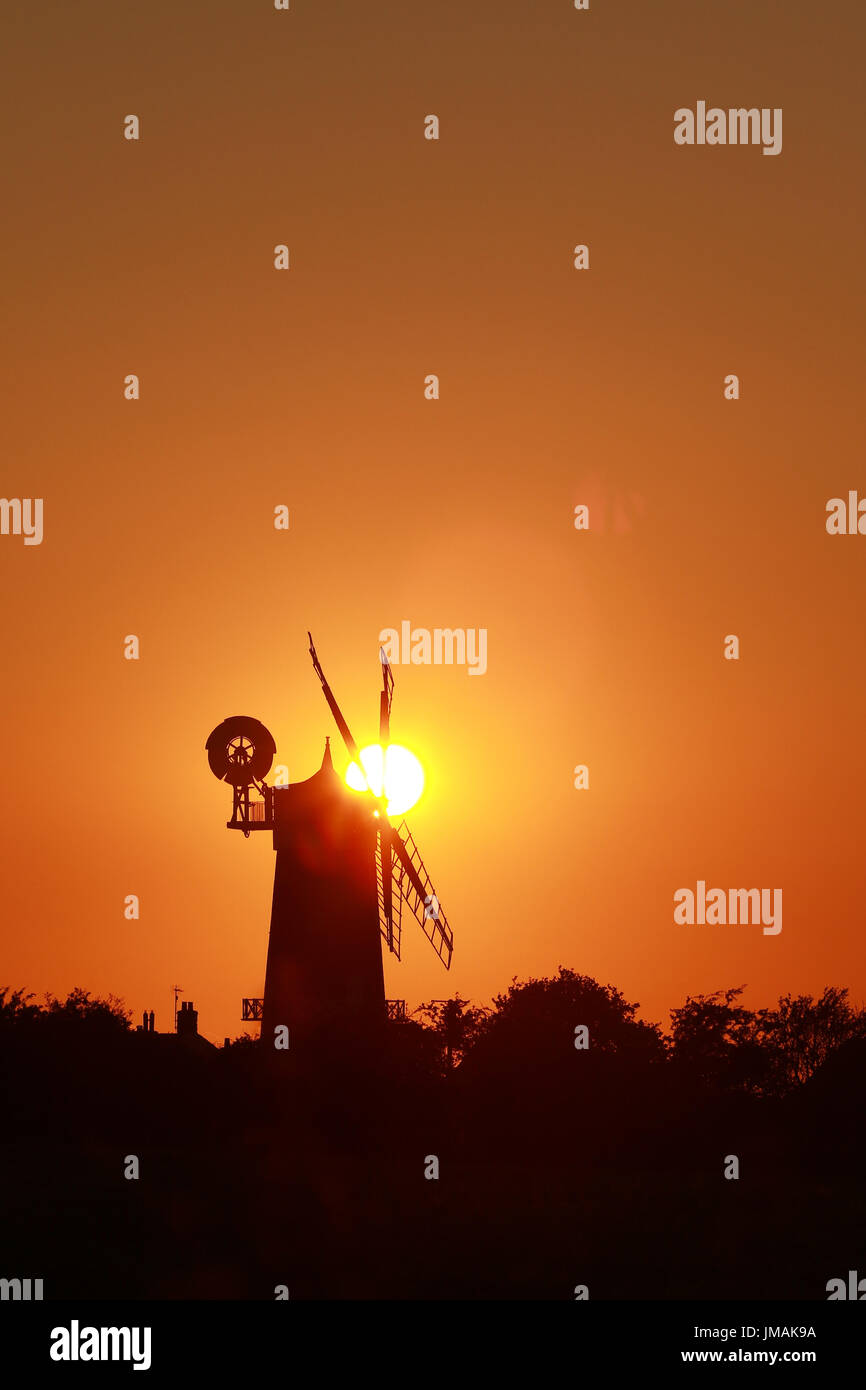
[205,635,453,1048]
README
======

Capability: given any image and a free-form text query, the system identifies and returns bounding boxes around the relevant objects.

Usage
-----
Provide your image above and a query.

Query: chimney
[176,1000,199,1037]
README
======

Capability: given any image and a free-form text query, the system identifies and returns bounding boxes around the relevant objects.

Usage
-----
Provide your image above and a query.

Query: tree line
[3,969,864,1098]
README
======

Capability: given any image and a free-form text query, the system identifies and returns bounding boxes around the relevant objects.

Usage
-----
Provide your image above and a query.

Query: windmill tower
[205,635,453,1050]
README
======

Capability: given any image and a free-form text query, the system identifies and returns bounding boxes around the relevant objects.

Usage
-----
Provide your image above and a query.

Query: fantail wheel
[205,715,276,787]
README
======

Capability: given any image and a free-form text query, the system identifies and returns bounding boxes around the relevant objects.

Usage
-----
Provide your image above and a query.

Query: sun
[345,744,425,816]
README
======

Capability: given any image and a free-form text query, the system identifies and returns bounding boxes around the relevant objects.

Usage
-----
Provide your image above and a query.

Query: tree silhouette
[669,984,866,1096]
[0,985,131,1036]
[668,985,770,1093]
[474,967,664,1062]
[0,986,41,1030]
[42,986,131,1031]
[758,987,866,1092]
[413,994,489,1071]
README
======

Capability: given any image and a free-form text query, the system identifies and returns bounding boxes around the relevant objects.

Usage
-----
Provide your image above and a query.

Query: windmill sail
[308,632,361,762]
[392,820,453,967]
[379,646,394,742]
[376,830,402,958]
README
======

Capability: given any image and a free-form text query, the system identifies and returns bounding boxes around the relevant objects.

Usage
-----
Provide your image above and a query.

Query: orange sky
[2,0,864,1043]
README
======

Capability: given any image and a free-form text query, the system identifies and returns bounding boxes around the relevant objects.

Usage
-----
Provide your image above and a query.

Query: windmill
[205,635,453,1049]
